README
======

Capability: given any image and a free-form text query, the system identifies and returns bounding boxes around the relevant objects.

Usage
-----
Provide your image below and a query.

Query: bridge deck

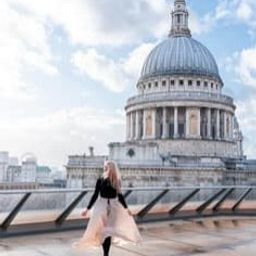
[1,217,256,256]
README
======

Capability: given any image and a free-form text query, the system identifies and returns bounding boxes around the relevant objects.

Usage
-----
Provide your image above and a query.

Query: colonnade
[126,107,234,141]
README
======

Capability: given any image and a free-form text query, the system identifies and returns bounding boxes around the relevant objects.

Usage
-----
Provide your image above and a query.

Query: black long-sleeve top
[87,178,128,210]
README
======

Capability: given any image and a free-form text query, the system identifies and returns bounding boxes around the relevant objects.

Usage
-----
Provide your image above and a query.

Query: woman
[73,160,142,256]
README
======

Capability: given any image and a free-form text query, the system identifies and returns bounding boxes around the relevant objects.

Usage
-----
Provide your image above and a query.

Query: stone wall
[109,139,240,167]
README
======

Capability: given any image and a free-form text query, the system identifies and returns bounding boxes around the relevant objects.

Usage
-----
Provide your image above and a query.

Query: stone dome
[140,36,222,84]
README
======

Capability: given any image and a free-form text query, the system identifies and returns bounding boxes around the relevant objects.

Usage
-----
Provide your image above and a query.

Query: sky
[1,0,256,169]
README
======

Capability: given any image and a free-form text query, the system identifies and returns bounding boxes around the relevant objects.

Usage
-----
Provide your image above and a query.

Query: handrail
[1,185,256,237]
[1,185,256,194]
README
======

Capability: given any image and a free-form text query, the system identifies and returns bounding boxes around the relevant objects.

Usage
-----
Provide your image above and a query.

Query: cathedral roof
[140,36,222,83]
[139,0,222,84]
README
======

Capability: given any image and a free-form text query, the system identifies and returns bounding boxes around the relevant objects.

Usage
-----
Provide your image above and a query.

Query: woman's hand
[81,208,89,217]
[127,209,133,216]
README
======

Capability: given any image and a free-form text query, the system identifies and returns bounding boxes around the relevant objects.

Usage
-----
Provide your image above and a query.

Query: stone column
[185,107,189,138]
[152,108,156,139]
[135,111,140,140]
[227,112,232,140]
[224,111,227,140]
[216,109,220,139]
[174,107,178,138]
[130,112,135,140]
[197,108,201,137]
[207,108,211,138]
[126,114,130,140]
[143,109,147,140]
[128,113,133,140]
[162,107,168,139]
[231,114,234,140]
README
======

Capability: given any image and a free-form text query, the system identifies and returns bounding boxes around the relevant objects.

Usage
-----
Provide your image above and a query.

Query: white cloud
[188,0,256,35]
[188,9,216,35]
[237,2,253,21]
[238,46,256,88]
[0,106,125,166]
[215,1,231,20]
[0,0,57,100]
[71,43,155,93]
[123,43,157,78]
[212,0,256,27]
[227,45,256,89]
[10,0,169,46]
[0,0,223,101]
[236,97,256,158]
[71,49,129,93]
[222,45,256,89]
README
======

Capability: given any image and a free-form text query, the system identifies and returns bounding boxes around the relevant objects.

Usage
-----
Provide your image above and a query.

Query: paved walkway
[1,217,256,256]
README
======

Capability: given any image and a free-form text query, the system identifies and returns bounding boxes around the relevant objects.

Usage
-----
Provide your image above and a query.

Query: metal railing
[0,185,256,237]
[126,91,234,107]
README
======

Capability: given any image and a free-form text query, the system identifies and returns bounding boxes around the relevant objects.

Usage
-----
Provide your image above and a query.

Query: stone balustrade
[126,91,234,108]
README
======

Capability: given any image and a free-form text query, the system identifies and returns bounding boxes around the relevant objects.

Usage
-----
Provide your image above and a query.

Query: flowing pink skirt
[73,196,142,250]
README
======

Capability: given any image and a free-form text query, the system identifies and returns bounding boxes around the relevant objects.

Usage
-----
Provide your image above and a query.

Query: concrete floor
[1,217,256,256]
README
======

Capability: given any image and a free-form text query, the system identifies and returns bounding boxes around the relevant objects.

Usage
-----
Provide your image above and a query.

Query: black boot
[102,237,111,256]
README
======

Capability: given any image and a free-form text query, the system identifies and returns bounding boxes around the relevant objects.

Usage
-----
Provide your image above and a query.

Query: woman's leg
[102,236,111,256]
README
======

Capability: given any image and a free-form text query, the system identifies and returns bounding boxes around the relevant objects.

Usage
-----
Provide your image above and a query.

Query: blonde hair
[104,160,121,192]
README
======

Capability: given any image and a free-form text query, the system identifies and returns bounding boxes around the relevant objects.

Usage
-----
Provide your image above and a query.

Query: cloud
[236,97,256,158]
[0,0,57,100]
[188,0,256,35]
[0,0,223,100]
[237,46,256,88]
[188,10,216,35]
[10,0,169,46]
[236,2,253,21]
[123,43,157,78]
[212,0,256,27]
[0,106,125,166]
[224,45,256,89]
[71,43,155,93]
[221,43,256,90]
[71,49,129,93]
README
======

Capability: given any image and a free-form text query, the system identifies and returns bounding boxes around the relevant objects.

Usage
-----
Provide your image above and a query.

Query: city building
[66,147,107,188]
[66,0,253,188]
[6,165,21,183]
[0,151,65,189]
[21,155,37,183]
[0,151,10,182]
[36,166,52,184]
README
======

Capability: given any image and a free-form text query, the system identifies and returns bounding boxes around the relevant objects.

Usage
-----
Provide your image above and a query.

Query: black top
[87,178,128,210]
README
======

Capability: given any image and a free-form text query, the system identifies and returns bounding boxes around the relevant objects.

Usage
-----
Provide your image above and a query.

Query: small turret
[169,0,191,37]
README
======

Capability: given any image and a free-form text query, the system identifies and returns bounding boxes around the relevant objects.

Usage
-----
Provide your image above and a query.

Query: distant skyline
[0,0,256,168]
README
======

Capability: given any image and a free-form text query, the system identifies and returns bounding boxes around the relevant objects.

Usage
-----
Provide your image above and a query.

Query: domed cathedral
[67,0,252,189]
[108,0,244,185]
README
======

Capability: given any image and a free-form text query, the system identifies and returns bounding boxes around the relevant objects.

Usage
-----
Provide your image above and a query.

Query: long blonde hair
[103,160,121,192]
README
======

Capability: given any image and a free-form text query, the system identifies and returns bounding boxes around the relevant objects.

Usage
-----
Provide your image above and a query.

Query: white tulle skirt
[73,196,142,250]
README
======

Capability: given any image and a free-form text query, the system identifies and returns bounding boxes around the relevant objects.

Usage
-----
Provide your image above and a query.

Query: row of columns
[126,107,234,141]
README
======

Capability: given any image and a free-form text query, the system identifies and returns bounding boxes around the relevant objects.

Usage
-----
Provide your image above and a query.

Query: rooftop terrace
[1,217,256,256]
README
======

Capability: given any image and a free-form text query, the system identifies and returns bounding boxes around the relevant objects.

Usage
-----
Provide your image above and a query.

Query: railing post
[137,189,169,218]
[232,188,252,211]
[212,188,235,212]
[169,189,200,216]
[55,191,87,226]
[0,192,31,231]
[196,189,226,214]
[123,190,133,199]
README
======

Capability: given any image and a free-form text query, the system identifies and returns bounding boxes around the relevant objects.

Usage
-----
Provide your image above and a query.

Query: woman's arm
[86,178,101,210]
[118,193,133,215]
[117,193,128,209]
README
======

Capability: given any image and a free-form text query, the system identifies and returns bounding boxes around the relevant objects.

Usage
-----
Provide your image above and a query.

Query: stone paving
[1,217,256,256]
